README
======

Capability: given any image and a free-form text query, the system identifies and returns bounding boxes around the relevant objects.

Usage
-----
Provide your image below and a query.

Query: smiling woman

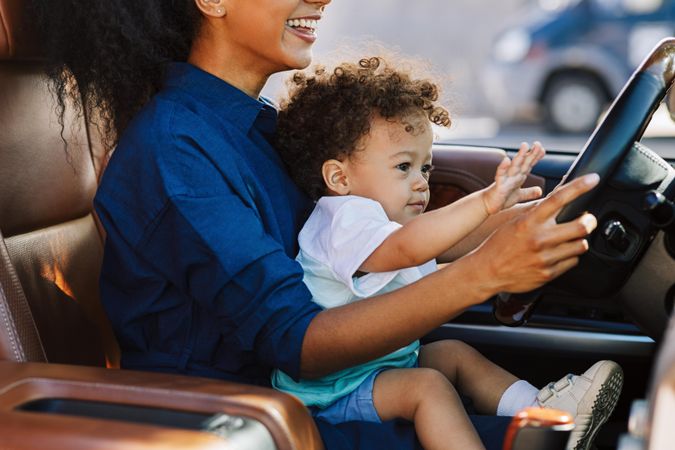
[28,1,608,449]
[188,0,325,97]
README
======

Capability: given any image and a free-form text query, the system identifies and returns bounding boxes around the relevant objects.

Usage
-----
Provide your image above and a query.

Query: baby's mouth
[407,201,427,210]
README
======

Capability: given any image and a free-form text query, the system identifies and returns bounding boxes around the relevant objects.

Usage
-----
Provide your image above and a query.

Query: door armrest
[0,361,323,450]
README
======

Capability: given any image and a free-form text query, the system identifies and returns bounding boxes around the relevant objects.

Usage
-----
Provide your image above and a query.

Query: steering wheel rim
[556,38,675,223]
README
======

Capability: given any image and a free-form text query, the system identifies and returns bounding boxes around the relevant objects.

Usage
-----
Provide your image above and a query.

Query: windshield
[263,0,675,159]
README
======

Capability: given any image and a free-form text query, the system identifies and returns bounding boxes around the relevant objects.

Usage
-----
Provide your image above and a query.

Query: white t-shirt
[270,195,436,408]
[297,195,437,308]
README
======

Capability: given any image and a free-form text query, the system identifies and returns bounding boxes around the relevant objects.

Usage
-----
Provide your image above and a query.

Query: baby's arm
[360,142,545,273]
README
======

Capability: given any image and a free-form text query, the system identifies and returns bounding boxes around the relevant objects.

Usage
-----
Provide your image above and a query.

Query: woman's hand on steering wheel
[474,173,600,295]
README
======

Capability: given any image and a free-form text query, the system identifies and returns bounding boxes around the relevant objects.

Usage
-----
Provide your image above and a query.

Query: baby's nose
[413,175,430,191]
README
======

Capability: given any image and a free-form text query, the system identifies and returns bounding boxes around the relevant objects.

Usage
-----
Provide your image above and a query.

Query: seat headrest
[0,0,39,60]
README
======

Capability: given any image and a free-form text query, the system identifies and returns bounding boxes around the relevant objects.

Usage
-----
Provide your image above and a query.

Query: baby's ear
[322,159,350,195]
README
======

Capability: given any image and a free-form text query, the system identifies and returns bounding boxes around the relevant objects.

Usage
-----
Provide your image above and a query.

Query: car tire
[543,74,609,134]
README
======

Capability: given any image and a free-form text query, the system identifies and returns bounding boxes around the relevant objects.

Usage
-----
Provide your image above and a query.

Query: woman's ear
[194,0,227,18]
[322,159,351,195]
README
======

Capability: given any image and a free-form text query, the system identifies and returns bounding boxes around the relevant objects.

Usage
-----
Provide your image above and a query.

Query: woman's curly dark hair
[276,56,451,200]
[29,0,202,151]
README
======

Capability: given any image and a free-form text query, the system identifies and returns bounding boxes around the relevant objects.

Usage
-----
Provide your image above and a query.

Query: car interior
[1,0,675,449]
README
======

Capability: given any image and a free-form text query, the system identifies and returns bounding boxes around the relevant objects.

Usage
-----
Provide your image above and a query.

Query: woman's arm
[300,174,599,378]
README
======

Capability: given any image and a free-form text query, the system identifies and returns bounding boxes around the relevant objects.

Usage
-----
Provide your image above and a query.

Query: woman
[33,1,599,448]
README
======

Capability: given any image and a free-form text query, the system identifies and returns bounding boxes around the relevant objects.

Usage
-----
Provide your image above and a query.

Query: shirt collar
[164,62,271,133]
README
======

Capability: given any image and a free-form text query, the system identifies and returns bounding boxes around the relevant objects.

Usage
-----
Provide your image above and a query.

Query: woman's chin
[278,46,314,71]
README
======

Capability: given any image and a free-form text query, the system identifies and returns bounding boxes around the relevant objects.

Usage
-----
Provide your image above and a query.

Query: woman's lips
[285,16,319,44]
[285,25,317,43]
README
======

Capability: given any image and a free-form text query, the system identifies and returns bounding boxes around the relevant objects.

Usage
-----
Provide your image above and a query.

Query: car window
[263,0,675,159]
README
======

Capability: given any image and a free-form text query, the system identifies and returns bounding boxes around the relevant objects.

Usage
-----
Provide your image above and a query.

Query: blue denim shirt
[94,62,509,450]
[95,62,322,386]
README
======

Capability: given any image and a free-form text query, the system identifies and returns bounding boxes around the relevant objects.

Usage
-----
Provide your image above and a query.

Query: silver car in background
[483,0,675,134]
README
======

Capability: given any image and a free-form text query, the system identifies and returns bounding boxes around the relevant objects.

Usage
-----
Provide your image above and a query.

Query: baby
[273,57,623,450]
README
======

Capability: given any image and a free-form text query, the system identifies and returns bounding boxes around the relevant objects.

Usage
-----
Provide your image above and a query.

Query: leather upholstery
[0,227,45,363]
[0,361,324,450]
[6,217,117,366]
[0,64,97,237]
[0,27,118,365]
[428,145,546,211]
[0,0,39,60]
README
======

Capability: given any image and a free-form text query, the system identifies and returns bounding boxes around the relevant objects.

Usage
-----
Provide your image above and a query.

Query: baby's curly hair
[276,56,451,200]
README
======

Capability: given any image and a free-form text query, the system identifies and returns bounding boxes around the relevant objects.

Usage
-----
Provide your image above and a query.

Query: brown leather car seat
[0,4,324,449]
[0,0,119,368]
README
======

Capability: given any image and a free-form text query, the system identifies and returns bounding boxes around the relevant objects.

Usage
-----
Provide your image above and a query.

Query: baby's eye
[396,162,411,172]
[421,164,435,178]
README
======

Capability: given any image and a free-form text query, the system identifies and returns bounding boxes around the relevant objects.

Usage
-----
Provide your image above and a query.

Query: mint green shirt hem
[271,341,420,408]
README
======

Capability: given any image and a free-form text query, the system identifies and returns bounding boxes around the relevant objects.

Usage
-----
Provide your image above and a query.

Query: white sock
[496,380,539,416]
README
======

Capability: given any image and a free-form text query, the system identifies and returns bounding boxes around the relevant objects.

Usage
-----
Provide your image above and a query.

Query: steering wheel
[556,38,675,223]
[495,39,675,337]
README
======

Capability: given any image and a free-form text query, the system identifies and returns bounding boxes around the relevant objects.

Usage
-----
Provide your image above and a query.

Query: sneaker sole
[568,362,624,450]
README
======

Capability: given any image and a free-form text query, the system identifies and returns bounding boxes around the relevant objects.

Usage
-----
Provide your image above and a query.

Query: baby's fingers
[522,141,545,170]
[518,186,543,202]
[509,142,530,175]
[495,156,511,180]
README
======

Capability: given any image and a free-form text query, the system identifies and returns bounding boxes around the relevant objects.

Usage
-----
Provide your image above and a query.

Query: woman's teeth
[285,19,318,32]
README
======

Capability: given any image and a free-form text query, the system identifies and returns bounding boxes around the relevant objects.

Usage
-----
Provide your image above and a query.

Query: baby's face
[344,114,433,225]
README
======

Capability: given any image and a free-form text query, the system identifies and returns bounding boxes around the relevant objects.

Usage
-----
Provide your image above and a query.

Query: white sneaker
[536,360,623,450]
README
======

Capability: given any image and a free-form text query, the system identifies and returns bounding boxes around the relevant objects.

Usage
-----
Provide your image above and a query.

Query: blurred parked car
[483,0,675,134]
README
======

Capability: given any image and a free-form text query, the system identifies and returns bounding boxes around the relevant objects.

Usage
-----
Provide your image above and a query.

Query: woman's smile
[285,16,321,43]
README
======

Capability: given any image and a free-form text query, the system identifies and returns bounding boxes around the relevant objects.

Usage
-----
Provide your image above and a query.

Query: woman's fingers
[538,238,590,267]
[533,213,597,247]
[478,173,599,294]
[532,173,600,222]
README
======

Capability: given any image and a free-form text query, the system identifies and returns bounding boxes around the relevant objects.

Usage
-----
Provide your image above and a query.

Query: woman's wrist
[439,249,500,308]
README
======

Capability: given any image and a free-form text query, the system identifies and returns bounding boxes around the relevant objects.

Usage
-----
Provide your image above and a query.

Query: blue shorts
[312,368,385,424]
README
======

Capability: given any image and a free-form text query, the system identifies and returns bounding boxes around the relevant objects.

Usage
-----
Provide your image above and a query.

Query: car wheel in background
[543,73,609,135]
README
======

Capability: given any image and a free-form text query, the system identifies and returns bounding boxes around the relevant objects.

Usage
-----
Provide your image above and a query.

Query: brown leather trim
[0,0,39,60]
[427,145,545,212]
[0,412,233,449]
[0,228,46,363]
[0,361,324,450]
[431,145,546,194]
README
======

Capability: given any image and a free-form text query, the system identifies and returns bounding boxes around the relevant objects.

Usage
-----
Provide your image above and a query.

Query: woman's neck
[188,27,269,99]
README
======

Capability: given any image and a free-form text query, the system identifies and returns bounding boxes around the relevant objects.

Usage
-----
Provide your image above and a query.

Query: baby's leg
[419,340,524,415]
[372,368,484,450]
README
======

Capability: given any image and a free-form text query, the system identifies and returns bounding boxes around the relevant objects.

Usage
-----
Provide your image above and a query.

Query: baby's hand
[482,141,545,215]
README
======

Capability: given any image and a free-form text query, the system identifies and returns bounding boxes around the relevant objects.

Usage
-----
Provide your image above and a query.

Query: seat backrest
[0,0,119,367]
